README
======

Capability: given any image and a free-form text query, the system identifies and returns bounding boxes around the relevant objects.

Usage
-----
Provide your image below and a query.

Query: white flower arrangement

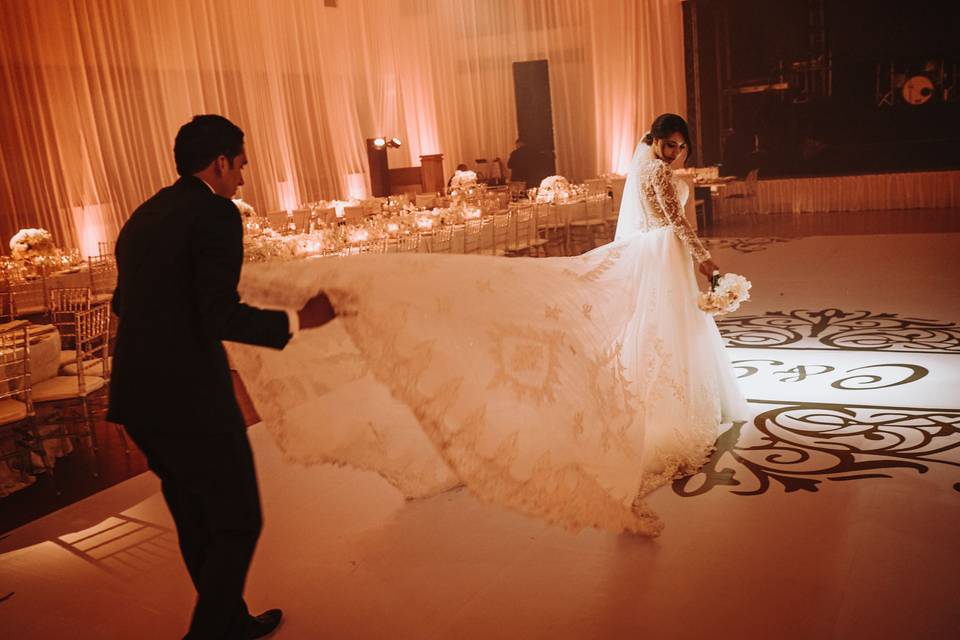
[536,175,571,202]
[9,228,55,260]
[450,170,477,190]
[539,175,569,190]
[698,272,752,316]
[232,198,256,218]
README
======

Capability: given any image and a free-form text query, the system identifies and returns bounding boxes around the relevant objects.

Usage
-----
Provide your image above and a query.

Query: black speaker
[512,60,557,179]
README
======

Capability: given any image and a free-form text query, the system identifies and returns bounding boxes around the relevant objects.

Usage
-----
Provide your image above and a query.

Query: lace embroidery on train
[228,217,748,537]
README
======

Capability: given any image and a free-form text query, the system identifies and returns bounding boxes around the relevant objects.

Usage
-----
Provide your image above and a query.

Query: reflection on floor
[1,228,958,639]
[0,418,149,533]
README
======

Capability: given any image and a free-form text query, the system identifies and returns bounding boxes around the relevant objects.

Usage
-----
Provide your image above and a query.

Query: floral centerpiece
[698,272,752,316]
[243,228,298,263]
[232,198,256,218]
[9,228,56,260]
[536,175,571,203]
[449,170,478,190]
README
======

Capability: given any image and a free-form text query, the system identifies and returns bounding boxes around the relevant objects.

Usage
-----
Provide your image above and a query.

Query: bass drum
[902,75,935,105]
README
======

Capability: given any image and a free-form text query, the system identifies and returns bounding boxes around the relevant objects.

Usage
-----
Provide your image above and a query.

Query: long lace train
[228,228,750,536]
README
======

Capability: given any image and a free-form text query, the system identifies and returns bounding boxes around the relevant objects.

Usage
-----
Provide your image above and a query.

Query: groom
[108,114,336,639]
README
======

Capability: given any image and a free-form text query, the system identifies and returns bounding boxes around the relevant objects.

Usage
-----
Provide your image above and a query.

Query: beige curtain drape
[0,0,685,254]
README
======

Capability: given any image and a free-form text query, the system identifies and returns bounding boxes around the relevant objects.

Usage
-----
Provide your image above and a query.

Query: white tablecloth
[721,169,960,215]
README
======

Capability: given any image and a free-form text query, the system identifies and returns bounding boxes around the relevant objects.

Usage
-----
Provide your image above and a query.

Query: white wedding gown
[228,143,749,536]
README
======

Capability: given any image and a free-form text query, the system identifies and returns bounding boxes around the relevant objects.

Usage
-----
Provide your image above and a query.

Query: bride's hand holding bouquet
[698,264,752,316]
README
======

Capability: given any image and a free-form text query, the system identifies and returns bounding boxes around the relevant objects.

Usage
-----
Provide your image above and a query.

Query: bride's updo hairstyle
[642,113,692,165]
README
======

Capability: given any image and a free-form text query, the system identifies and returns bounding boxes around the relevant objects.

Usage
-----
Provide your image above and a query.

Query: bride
[228,113,749,536]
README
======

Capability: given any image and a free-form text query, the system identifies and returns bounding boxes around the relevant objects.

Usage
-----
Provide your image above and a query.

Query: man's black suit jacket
[108,176,290,434]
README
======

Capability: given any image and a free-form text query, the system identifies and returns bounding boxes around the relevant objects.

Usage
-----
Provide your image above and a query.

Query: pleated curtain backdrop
[0,0,686,254]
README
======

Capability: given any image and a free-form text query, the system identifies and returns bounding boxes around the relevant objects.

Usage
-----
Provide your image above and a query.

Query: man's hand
[298,291,337,330]
[698,258,720,281]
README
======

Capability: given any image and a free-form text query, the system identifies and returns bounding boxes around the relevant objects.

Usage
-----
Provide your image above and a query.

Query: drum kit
[877,59,958,107]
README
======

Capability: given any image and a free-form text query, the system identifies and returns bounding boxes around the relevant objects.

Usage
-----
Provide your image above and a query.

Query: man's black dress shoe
[244,609,283,639]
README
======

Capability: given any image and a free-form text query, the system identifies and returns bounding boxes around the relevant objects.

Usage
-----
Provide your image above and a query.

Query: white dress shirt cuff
[285,309,300,336]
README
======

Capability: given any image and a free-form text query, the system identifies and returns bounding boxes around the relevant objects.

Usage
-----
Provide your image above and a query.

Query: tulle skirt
[228,227,750,535]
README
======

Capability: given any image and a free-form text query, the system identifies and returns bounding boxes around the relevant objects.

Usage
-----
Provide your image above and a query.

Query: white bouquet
[232,198,256,218]
[698,272,751,316]
[9,227,55,260]
[536,175,570,202]
[450,170,478,190]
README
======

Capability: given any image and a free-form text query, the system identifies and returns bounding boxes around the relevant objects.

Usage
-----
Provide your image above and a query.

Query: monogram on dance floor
[674,309,960,497]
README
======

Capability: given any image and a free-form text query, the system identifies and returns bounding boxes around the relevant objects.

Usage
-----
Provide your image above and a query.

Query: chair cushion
[92,293,113,305]
[31,375,106,402]
[61,357,112,377]
[0,399,28,425]
[59,349,78,367]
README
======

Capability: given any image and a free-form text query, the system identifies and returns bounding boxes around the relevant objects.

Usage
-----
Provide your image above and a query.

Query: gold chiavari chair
[7,277,49,319]
[565,199,607,255]
[0,291,13,323]
[87,255,117,305]
[414,193,437,209]
[605,191,620,229]
[0,324,50,488]
[587,194,614,244]
[396,235,420,253]
[48,287,93,370]
[534,202,564,257]
[462,219,483,255]
[488,186,511,209]
[33,304,120,469]
[504,205,535,256]
[98,240,116,257]
[525,204,550,257]
[487,212,511,256]
[291,208,312,234]
[583,178,607,196]
[356,239,388,255]
[425,227,454,254]
[49,287,92,312]
[609,175,627,214]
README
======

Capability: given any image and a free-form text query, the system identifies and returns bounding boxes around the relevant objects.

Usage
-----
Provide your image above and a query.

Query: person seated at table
[447,163,469,188]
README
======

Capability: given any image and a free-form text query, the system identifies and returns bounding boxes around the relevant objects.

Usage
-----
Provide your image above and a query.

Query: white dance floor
[2,232,958,639]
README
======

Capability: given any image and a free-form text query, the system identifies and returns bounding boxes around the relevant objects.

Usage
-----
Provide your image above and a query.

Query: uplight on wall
[346,173,366,200]
[276,180,298,212]
[71,203,112,258]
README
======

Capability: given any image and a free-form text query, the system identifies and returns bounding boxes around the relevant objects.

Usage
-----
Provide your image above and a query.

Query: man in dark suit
[109,114,336,639]
[507,138,535,186]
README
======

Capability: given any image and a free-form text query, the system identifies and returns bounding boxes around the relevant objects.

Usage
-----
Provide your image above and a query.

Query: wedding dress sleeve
[649,161,711,263]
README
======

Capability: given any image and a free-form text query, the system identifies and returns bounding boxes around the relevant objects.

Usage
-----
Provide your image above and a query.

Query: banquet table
[417,198,614,254]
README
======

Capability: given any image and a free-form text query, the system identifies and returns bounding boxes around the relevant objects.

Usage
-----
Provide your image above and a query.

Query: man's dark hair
[174,115,245,177]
